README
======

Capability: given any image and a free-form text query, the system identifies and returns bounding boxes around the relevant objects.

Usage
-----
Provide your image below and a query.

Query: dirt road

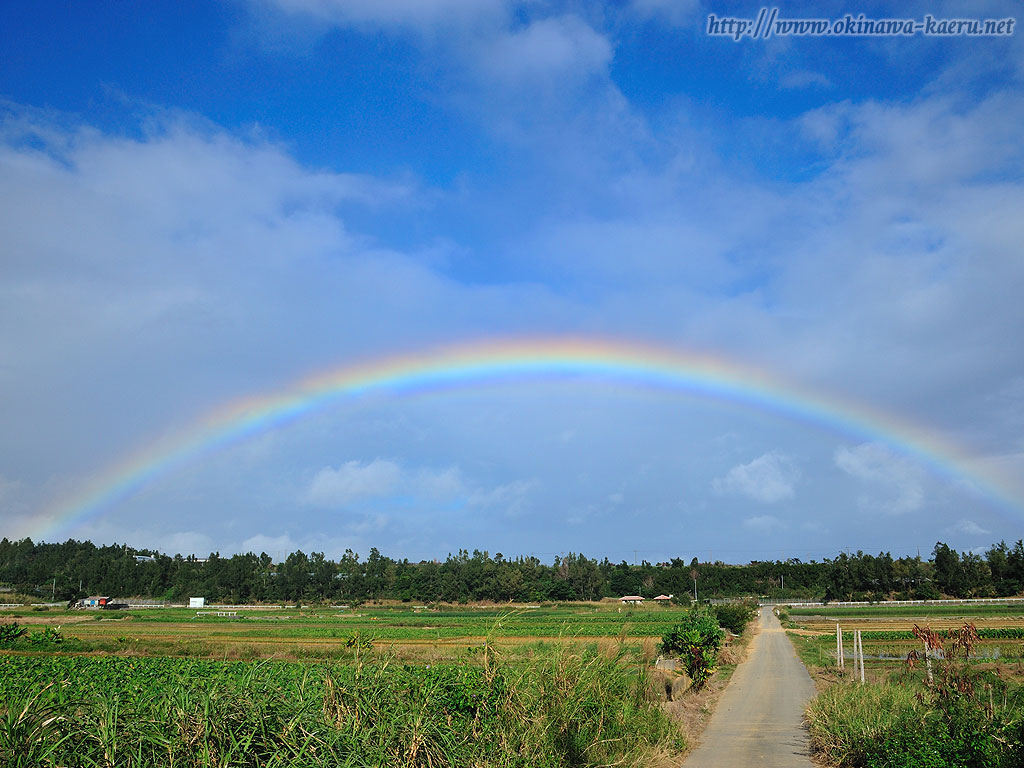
[682,607,817,767]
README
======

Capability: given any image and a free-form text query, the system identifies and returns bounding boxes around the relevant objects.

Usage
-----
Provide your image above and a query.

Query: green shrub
[0,622,26,647]
[713,601,757,635]
[660,605,724,689]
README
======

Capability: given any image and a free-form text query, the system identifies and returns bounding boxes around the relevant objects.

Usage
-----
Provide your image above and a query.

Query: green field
[0,647,683,768]
[0,602,703,767]
[787,602,1024,618]
[1,603,690,662]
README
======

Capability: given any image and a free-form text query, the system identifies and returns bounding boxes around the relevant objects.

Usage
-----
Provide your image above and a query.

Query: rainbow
[34,336,1022,540]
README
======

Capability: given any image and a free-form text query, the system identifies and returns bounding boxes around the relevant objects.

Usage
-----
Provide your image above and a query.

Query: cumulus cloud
[833,443,926,514]
[4,7,1024,560]
[948,519,990,537]
[303,458,537,519]
[779,70,831,90]
[468,479,537,517]
[305,459,403,506]
[477,16,612,84]
[713,452,800,503]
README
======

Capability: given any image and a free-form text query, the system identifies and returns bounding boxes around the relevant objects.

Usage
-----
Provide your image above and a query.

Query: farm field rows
[784,604,1024,680]
[0,603,688,661]
[0,645,683,767]
[787,602,1024,618]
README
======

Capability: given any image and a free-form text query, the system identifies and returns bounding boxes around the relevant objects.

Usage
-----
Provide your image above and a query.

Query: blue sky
[2,0,1022,563]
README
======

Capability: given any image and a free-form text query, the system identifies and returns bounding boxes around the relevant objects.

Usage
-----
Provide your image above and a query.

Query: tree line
[1,537,1022,605]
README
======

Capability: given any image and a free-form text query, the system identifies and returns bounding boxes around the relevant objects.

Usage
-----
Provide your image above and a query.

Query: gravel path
[682,607,818,767]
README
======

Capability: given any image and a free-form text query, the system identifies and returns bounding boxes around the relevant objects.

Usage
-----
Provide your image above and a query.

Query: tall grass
[0,645,683,767]
[808,679,1024,767]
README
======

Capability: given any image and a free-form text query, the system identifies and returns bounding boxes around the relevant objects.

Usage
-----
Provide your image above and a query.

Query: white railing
[774,597,1024,608]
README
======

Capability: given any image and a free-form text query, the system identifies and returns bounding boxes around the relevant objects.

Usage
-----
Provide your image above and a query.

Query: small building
[133,555,155,563]
[82,596,111,608]
[619,595,644,605]
[189,597,206,608]
[653,594,674,602]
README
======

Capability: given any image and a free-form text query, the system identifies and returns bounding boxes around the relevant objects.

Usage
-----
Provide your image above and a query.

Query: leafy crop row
[841,627,1024,642]
[0,648,684,767]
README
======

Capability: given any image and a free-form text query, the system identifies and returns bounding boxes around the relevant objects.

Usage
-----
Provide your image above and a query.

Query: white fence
[773,597,1024,608]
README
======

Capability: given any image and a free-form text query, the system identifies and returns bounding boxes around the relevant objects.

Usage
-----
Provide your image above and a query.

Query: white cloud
[948,518,990,537]
[302,457,536,519]
[412,466,467,500]
[713,452,800,503]
[478,16,612,84]
[4,30,1024,561]
[305,459,403,506]
[468,479,537,517]
[779,70,831,90]
[833,443,926,515]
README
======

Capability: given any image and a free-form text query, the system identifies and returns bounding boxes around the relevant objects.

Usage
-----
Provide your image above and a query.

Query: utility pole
[52,576,56,600]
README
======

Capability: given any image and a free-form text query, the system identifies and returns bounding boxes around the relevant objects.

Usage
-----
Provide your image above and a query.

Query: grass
[807,678,1024,767]
[0,645,685,767]
[0,601,761,766]
[793,605,1024,767]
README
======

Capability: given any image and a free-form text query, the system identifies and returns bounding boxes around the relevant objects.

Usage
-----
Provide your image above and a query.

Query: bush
[660,605,724,689]
[0,622,26,647]
[713,601,757,635]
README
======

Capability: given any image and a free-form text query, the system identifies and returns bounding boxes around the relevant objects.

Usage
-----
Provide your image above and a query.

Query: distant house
[133,555,155,563]
[653,594,673,602]
[619,595,644,605]
[82,596,111,608]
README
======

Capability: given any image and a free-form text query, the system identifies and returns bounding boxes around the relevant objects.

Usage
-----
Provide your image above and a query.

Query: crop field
[787,602,1024,618]
[0,602,687,662]
[0,646,683,767]
[783,604,1024,679]
[0,603,699,766]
